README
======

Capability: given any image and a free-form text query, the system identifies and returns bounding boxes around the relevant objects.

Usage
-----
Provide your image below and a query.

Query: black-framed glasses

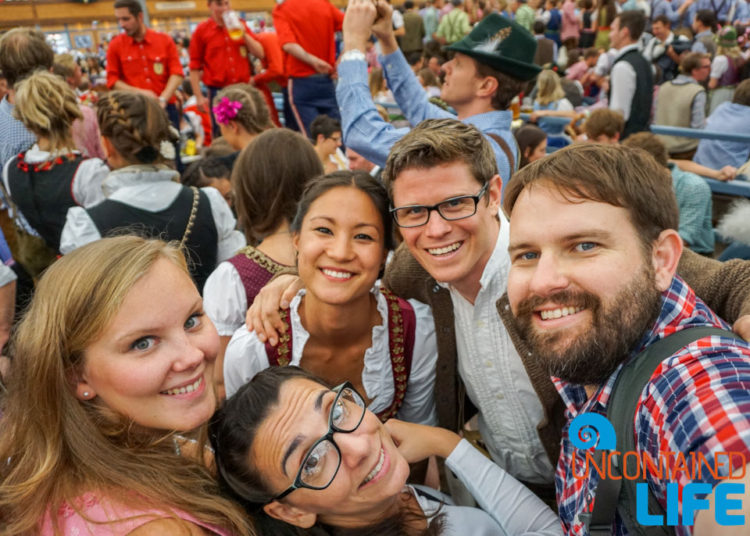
[390,182,489,228]
[273,382,367,501]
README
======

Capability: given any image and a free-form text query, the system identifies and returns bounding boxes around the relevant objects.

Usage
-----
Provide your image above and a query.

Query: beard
[514,264,663,386]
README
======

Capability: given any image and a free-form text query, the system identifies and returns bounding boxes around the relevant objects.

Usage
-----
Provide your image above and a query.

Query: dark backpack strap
[485,132,517,174]
[376,289,416,421]
[586,326,734,536]
[264,308,293,367]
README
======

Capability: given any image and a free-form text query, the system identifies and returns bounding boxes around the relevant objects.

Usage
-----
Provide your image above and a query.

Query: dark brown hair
[0,28,54,87]
[291,171,395,251]
[232,129,323,244]
[614,10,647,40]
[210,366,444,536]
[475,60,528,110]
[113,0,142,16]
[503,144,678,252]
[97,91,177,165]
[383,119,498,199]
[513,124,547,168]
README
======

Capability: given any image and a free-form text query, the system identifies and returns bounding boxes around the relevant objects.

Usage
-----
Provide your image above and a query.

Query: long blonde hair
[535,69,566,106]
[12,70,81,151]
[0,236,251,536]
[717,44,743,61]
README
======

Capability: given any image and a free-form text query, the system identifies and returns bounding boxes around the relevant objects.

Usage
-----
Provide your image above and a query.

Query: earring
[83,391,90,398]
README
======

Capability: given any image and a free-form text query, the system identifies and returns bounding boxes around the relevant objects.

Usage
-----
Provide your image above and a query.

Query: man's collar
[614,43,639,59]
[124,26,151,44]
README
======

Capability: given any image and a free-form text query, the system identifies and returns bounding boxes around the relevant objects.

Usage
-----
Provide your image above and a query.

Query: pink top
[72,105,106,160]
[565,61,589,81]
[561,0,580,42]
[41,492,234,535]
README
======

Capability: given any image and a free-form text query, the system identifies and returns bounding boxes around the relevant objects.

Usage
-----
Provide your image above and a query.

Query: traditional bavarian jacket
[223,287,439,425]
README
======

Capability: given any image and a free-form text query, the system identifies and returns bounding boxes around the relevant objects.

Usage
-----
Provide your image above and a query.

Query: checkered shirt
[0,96,35,168]
[555,275,750,535]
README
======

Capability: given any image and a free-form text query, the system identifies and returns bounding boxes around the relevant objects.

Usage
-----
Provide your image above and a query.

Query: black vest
[611,48,654,139]
[7,154,84,252]
[87,187,218,292]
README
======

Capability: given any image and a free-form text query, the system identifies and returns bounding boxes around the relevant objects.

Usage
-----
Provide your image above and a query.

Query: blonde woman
[2,70,108,276]
[0,236,253,535]
[213,83,274,151]
[531,69,574,140]
[708,26,746,114]
[368,67,395,104]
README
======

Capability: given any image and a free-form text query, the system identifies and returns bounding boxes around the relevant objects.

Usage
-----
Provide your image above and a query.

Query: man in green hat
[336,0,541,190]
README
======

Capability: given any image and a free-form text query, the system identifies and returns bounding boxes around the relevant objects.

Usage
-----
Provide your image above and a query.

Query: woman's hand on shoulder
[245,274,303,346]
[127,518,210,535]
[384,419,461,463]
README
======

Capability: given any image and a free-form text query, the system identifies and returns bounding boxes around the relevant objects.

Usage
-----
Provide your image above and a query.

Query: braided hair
[96,91,177,165]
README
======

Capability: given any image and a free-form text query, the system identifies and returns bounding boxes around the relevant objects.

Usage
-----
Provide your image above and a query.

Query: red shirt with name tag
[189,18,256,87]
[106,28,183,103]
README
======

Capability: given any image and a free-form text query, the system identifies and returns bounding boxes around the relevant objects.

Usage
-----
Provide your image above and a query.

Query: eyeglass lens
[394,196,478,227]
[297,387,365,488]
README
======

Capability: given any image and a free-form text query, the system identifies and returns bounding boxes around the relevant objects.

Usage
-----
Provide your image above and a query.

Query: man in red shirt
[272,0,344,136]
[252,31,286,128]
[189,0,264,136]
[107,0,184,166]
[108,0,183,113]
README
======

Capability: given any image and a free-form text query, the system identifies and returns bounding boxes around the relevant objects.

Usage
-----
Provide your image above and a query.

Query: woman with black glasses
[210,366,562,535]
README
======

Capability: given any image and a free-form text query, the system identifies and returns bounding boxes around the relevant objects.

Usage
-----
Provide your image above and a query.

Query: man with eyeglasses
[251,118,750,504]
[379,118,750,502]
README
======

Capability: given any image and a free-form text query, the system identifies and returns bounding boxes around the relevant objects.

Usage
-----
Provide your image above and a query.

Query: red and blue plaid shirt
[555,275,750,535]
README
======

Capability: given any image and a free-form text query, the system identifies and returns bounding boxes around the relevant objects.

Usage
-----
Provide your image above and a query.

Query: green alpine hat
[718,25,738,48]
[445,14,541,81]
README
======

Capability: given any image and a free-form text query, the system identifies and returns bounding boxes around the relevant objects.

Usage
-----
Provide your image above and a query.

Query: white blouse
[204,259,281,337]
[59,165,245,257]
[224,287,439,425]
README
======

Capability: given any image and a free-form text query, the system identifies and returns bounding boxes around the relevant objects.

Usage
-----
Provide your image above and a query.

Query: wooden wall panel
[0,0,347,30]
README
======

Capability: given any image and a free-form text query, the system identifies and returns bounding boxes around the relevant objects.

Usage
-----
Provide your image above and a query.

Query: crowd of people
[2,0,750,534]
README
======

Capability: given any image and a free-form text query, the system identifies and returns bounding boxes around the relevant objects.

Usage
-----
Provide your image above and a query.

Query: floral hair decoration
[213,97,242,125]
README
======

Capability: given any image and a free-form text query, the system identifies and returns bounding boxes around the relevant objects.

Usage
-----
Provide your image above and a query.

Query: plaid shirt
[0,96,35,168]
[556,275,750,535]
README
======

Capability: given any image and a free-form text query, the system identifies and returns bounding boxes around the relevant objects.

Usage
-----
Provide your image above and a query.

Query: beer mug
[223,10,244,41]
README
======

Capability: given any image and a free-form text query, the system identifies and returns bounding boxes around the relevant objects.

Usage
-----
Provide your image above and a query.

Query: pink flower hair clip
[213,97,242,125]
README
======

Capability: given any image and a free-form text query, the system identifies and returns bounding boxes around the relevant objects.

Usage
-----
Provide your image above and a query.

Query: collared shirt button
[496,393,504,400]
[485,360,492,368]
[477,320,485,328]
